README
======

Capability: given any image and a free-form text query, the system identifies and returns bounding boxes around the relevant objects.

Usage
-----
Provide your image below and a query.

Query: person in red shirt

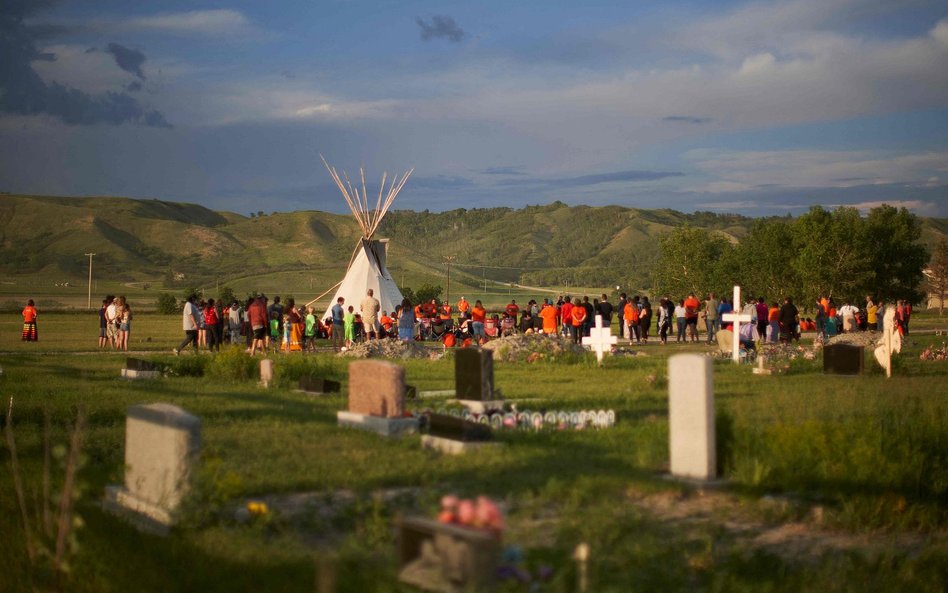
[560,297,573,338]
[683,293,701,343]
[505,299,520,324]
[204,299,220,352]
[624,298,640,343]
[22,299,38,342]
[569,297,586,344]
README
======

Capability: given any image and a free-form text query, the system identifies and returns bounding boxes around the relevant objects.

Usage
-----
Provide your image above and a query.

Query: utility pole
[444,256,456,306]
[84,253,95,309]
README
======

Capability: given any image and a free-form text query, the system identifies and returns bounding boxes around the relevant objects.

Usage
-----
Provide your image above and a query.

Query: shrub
[206,347,257,382]
[155,293,179,314]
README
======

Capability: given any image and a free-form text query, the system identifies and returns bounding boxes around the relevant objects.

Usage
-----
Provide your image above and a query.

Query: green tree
[791,206,871,306]
[926,238,948,315]
[732,219,800,301]
[414,283,443,305]
[652,226,732,298]
[156,293,179,314]
[863,204,929,304]
[218,286,237,307]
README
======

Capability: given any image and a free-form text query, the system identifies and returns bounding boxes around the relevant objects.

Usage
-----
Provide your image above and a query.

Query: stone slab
[126,357,159,372]
[104,485,173,535]
[297,376,341,394]
[421,435,502,455]
[348,360,405,417]
[337,411,418,437]
[428,413,493,442]
[121,368,162,379]
[419,389,456,399]
[397,516,500,593]
[668,354,716,481]
[455,400,505,414]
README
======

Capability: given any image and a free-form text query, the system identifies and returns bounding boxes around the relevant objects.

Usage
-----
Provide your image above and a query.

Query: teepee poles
[320,154,413,239]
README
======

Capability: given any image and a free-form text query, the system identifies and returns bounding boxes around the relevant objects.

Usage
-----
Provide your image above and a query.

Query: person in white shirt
[173,294,201,355]
[839,302,859,332]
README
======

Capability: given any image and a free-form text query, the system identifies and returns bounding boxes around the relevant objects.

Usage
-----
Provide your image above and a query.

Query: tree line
[651,204,930,308]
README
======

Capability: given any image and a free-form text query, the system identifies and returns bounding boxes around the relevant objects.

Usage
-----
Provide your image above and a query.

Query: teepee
[316,155,413,320]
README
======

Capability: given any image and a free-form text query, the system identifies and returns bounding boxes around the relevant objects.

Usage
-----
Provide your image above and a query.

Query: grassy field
[2,312,948,592]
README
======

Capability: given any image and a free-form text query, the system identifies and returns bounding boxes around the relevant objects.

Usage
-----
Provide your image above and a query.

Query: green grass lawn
[2,313,948,592]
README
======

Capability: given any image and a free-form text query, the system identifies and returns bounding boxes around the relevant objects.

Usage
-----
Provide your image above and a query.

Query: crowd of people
[98,295,133,350]
[55,287,911,356]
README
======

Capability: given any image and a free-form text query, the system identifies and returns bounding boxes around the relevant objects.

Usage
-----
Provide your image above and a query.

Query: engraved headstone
[823,343,864,375]
[338,360,418,437]
[105,403,201,530]
[455,349,494,401]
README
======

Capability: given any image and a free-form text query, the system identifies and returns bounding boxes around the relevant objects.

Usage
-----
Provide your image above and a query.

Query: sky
[1,0,947,217]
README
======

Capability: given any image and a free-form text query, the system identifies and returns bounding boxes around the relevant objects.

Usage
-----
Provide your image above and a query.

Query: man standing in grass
[173,294,201,355]
[247,295,268,355]
[361,289,380,340]
[704,292,719,344]
[331,297,345,352]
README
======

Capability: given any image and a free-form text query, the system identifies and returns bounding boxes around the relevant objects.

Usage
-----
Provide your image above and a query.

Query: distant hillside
[1,194,944,294]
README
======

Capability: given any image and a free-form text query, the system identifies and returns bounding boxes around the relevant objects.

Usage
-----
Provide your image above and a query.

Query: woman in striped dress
[22,299,38,341]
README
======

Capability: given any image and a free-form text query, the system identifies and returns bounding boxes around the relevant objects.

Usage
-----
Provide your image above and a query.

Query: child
[269,310,280,348]
[344,305,355,348]
[282,313,291,353]
[304,306,317,351]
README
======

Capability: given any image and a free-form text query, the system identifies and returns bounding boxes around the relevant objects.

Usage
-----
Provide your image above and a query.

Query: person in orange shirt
[471,300,487,340]
[457,297,470,315]
[624,297,640,343]
[539,301,558,334]
[439,303,452,321]
[22,299,38,342]
[683,293,701,343]
[570,297,586,343]
[380,311,394,338]
[768,303,780,343]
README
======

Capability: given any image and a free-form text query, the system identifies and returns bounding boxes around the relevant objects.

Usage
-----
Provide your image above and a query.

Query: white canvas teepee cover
[322,239,403,321]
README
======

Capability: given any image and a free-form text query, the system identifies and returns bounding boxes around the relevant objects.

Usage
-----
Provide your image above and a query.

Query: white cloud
[683,149,948,192]
[124,10,251,35]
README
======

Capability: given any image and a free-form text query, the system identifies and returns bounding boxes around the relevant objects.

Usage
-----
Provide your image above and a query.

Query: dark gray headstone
[823,343,864,375]
[428,413,492,442]
[298,376,341,394]
[126,358,159,372]
[455,349,494,401]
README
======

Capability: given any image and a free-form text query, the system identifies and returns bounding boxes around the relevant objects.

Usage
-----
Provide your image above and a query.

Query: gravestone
[104,403,201,532]
[668,354,716,481]
[455,349,504,413]
[824,343,864,375]
[582,314,617,365]
[260,359,274,388]
[297,376,341,395]
[422,413,498,455]
[397,516,500,593]
[121,357,162,379]
[337,360,418,437]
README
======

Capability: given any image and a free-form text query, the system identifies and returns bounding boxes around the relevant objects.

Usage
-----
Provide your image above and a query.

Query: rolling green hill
[0,193,944,309]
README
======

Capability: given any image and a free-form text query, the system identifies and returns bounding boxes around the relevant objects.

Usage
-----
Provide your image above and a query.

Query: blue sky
[1,0,947,217]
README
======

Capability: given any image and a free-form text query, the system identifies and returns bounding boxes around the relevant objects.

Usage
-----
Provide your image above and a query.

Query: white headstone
[582,315,618,365]
[260,359,274,387]
[721,285,753,363]
[668,354,716,480]
[105,403,201,529]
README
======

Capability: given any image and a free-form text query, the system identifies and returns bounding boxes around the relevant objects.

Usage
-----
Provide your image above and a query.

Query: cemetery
[2,312,948,592]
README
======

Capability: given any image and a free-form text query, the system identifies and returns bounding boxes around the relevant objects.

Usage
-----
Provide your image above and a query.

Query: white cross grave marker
[582,314,618,365]
[721,285,753,363]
